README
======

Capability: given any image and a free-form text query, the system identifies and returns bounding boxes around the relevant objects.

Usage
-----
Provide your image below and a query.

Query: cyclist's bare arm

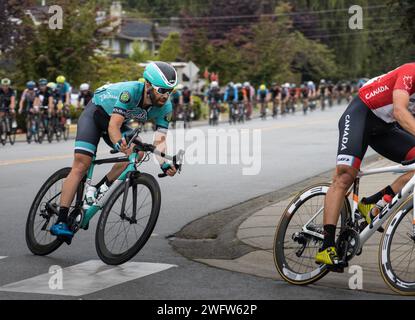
[392,90,415,136]
[153,131,168,165]
[65,92,70,106]
[18,90,26,112]
[153,131,177,176]
[10,95,15,112]
[33,97,41,109]
[48,96,54,109]
[108,114,133,155]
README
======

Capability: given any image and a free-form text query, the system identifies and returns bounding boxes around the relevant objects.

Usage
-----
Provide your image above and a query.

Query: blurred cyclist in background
[19,81,37,115]
[56,75,71,107]
[77,83,93,110]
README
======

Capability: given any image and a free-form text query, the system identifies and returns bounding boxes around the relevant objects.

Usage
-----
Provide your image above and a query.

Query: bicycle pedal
[327,264,346,273]
[63,237,73,245]
[55,235,70,245]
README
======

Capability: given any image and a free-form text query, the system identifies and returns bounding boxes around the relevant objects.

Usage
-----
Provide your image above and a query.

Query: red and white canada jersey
[359,63,415,123]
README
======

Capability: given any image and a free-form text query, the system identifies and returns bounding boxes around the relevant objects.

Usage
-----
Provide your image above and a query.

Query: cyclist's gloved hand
[114,137,130,155]
[160,162,177,177]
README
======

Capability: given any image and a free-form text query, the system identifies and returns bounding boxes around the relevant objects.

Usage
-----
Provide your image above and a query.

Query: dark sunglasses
[152,84,174,95]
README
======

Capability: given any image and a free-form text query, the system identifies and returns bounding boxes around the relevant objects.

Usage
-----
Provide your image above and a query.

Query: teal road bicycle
[25,128,184,265]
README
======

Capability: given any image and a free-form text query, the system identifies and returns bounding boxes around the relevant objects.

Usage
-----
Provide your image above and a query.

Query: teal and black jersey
[92,81,172,130]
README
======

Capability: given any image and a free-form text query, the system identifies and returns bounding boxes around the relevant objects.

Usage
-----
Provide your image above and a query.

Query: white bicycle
[273,158,415,295]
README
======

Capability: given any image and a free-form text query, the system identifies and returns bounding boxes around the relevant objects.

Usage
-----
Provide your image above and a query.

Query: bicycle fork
[120,171,139,224]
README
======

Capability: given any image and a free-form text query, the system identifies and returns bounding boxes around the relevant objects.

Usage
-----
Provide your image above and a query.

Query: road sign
[182,61,199,80]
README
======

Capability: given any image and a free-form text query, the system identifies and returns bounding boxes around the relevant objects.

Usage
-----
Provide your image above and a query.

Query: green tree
[92,56,143,88]
[11,0,110,87]
[130,41,154,63]
[158,32,182,62]
[182,27,214,69]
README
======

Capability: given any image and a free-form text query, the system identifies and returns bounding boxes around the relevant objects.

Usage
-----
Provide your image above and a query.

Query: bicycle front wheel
[0,119,7,145]
[95,173,161,265]
[380,195,415,295]
[273,183,349,285]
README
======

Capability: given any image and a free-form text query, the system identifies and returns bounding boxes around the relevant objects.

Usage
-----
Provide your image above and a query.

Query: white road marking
[0,256,7,260]
[0,260,176,296]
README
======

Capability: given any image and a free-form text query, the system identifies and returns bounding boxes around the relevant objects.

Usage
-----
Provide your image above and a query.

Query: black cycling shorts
[75,101,131,157]
[337,96,415,169]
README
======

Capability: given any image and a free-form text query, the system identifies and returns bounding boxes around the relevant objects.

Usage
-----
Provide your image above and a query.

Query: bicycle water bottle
[370,194,393,218]
[83,186,97,210]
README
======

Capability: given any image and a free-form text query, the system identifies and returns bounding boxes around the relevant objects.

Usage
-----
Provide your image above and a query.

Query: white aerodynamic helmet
[210,81,219,88]
[80,83,90,91]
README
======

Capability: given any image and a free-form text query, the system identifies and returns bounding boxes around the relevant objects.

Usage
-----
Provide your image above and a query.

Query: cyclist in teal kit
[51,61,179,240]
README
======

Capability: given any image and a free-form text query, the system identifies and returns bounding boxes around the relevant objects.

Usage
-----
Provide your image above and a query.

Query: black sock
[362,185,395,204]
[57,207,69,224]
[106,180,113,187]
[321,224,336,250]
[95,176,108,189]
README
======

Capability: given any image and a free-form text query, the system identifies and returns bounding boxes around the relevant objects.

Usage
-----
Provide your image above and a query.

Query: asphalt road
[1,104,398,301]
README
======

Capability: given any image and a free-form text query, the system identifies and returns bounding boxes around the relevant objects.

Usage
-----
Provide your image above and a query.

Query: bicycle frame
[79,138,182,229]
[354,163,415,248]
[80,152,139,229]
[300,162,415,251]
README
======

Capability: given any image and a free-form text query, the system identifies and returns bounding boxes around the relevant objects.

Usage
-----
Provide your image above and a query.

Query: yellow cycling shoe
[358,201,384,232]
[315,247,341,265]
[357,202,374,225]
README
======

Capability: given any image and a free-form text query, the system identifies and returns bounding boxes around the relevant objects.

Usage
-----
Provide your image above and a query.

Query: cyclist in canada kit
[316,63,415,266]
[50,61,179,240]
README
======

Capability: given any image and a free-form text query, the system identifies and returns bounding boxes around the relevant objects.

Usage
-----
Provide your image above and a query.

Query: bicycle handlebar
[110,128,184,178]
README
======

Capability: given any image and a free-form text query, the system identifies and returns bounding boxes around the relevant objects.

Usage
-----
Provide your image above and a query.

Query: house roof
[117,19,153,40]
[26,6,49,24]
[157,26,182,40]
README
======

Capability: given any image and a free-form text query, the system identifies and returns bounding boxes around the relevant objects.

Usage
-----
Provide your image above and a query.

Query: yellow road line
[0,154,74,166]
[0,151,108,166]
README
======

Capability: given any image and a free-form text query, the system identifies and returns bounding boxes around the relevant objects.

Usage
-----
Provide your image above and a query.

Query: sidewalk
[196,158,403,295]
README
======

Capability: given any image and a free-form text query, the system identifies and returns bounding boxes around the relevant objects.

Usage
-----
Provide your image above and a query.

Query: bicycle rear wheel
[26,118,33,144]
[25,167,84,255]
[380,195,415,295]
[47,122,54,143]
[273,183,349,285]
[95,173,161,265]
[37,118,46,144]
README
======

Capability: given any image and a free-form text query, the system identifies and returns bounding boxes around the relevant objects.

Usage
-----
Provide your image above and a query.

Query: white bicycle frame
[301,161,415,251]
[355,162,415,248]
